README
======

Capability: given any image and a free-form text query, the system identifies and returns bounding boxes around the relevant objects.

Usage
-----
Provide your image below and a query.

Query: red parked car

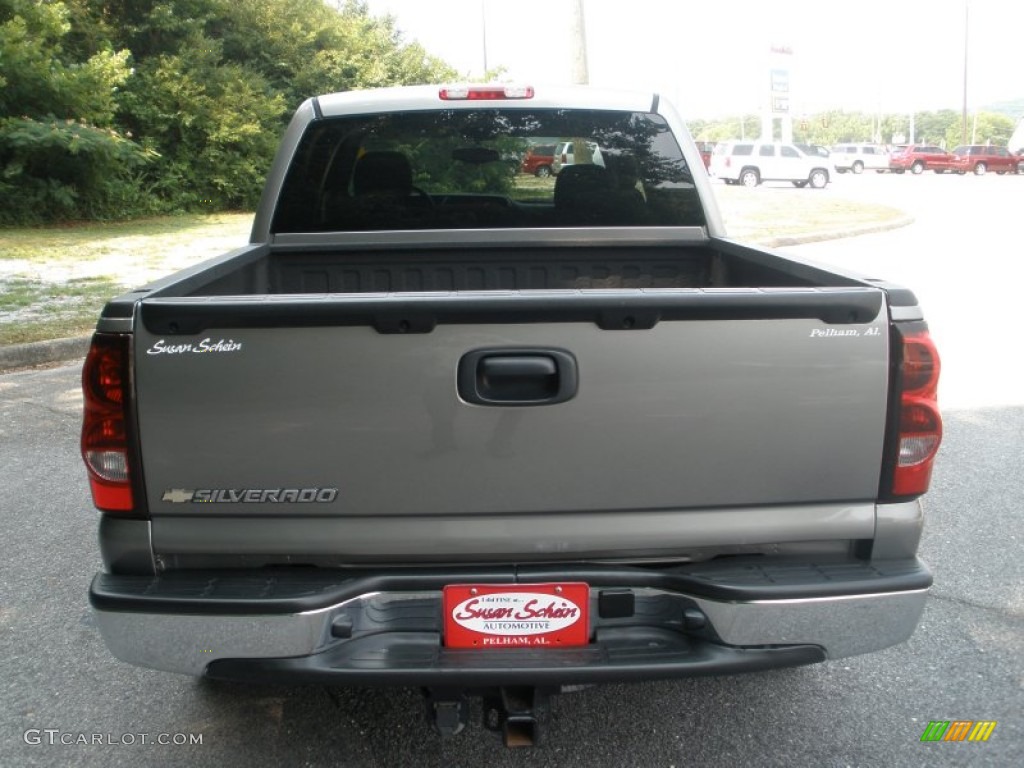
[520,144,556,177]
[694,141,715,169]
[941,145,1023,175]
[888,145,951,174]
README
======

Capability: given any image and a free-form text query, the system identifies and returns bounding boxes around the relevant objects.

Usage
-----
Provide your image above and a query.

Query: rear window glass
[272,108,704,232]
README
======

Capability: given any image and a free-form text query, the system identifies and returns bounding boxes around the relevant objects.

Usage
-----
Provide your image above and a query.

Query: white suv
[552,141,605,175]
[830,143,889,174]
[709,141,831,188]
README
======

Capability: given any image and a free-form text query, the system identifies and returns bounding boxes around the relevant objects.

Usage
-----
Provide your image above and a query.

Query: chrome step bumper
[90,558,930,680]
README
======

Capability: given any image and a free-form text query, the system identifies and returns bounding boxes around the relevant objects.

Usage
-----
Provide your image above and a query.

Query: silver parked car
[830,143,890,174]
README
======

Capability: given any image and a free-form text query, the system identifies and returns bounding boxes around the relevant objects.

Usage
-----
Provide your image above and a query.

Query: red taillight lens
[82,333,134,512]
[889,327,942,497]
[901,333,939,391]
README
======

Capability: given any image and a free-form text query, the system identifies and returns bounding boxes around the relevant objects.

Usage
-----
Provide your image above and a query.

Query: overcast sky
[363,0,1020,118]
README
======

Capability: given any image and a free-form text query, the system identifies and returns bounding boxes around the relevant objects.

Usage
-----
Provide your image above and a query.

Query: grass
[0,212,253,263]
[512,172,908,243]
[513,174,556,195]
[714,184,907,244]
[0,277,125,345]
[0,276,123,315]
[0,212,253,346]
[0,192,908,347]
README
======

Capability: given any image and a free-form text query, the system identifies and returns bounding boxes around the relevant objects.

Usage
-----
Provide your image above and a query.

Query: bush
[0,117,155,223]
[119,39,288,211]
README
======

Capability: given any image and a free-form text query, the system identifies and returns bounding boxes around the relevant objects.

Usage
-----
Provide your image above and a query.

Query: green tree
[119,37,287,210]
[216,0,456,106]
[1,0,460,222]
[0,0,149,222]
[913,110,958,146]
[944,112,1015,148]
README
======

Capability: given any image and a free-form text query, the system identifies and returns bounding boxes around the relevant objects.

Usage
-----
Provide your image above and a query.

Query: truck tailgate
[135,289,889,560]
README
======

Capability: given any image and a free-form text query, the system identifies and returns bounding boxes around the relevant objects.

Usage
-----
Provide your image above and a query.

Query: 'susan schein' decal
[147,338,243,355]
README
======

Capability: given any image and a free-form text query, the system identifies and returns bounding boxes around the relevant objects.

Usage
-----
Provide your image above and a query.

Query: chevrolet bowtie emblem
[161,489,196,503]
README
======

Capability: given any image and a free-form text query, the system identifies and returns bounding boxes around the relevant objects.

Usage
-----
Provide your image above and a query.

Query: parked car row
[705,140,1022,187]
[859,143,1023,175]
[819,142,1023,176]
[928,145,1021,175]
[525,139,1023,185]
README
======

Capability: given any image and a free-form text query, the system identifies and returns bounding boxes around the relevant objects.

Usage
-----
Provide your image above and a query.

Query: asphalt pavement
[0,363,1020,767]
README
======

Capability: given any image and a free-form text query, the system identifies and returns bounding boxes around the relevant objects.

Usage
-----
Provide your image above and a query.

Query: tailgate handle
[458,349,577,406]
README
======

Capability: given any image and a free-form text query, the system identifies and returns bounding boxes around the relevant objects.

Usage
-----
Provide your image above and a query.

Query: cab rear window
[272,108,704,232]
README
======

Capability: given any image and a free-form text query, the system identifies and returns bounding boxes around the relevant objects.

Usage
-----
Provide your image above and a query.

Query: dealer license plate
[443,583,590,649]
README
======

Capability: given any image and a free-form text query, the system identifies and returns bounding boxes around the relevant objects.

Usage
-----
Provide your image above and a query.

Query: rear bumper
[90,558,930,684]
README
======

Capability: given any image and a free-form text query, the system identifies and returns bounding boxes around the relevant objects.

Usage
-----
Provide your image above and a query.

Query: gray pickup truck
[82,84,942,745]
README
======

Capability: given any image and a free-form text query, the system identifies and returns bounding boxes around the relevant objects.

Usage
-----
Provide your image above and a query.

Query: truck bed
[153,240,866,298]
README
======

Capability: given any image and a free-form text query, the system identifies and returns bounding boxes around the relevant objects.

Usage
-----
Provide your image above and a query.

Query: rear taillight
[81,333,135,512]
[886,324,942,497]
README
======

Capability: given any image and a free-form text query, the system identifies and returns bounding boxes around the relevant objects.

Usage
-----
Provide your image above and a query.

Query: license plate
[443,583,589,649]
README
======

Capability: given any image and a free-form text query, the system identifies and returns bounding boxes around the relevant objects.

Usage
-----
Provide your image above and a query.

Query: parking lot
[2,171,1022,767]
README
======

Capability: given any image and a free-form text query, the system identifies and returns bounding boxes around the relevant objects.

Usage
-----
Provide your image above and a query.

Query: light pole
[570,0,589,85]
[481,0,488,78]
